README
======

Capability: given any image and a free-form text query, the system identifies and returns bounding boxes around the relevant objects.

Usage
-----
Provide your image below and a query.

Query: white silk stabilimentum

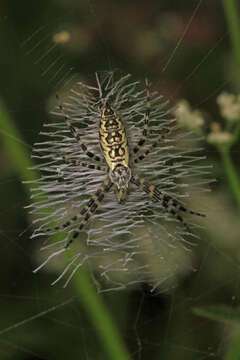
[27,71,211,292]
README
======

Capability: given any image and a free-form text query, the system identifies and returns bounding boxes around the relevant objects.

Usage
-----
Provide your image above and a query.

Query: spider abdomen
[99,103,129,171]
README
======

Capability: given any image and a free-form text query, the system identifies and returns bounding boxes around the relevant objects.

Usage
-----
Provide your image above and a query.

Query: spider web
[25,69,211,291]
[0,1,239,359]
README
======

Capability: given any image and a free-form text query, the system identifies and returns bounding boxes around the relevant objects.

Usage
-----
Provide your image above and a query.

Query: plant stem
[225,327,240,360]
[0,99,38,187]
[219,147,240,208]
[74,268,130,360]
[0,99,130,360]
[222,0,240,89]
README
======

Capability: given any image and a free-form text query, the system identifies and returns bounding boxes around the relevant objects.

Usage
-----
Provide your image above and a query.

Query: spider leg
[65,177,113,249]
[56,94,103,162]
[44,177,113,248]
[131,174,205,231]
[59,155,107,172]
[133,141,157,164]
[133,127,172,163]
[132,78,150,155]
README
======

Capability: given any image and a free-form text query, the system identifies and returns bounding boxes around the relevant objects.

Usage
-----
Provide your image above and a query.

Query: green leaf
[225,329,240,360]
[193,305,240,325]
[0,99,38,188]
[222,0,240,90]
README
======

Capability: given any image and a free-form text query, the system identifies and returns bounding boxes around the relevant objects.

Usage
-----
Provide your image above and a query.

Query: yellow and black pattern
[60,155,107,172]
[130,174,205,232]
[99,102,129,171]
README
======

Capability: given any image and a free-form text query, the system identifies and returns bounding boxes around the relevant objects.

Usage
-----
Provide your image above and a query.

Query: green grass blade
[74,268,130,360]
[193,305,240,325]
[225,328,240,360]
[219,147,240,208]
[0,99,38,187]
[222,0,240,89]
[194,305,240,360]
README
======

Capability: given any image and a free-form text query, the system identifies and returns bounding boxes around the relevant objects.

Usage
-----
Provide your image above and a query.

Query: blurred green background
[1,0,240,359]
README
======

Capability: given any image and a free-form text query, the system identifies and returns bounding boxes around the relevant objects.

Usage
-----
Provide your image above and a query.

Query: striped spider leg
[132,78,170,164]
[59,155,107,172]
[132,78,151,155]
[130,174,205,232]
[56,94,103,163]
[133,141,158,164]
[128,79,205,230]
[44,177,113,249]
[42,96,110,248]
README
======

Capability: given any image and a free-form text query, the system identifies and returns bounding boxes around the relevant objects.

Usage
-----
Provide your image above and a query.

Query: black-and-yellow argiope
[43,73,205,250]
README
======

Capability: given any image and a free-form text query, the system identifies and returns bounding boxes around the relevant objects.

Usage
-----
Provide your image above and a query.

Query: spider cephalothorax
[109,165,131,203]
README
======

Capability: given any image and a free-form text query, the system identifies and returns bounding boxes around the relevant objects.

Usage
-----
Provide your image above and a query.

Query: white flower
[174,100,204,130]
[53,30,71,44]
[207,131,233,146]
[217,92,240,122]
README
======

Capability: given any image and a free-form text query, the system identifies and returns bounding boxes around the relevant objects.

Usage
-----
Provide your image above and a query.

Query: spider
[44,73,205,250]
